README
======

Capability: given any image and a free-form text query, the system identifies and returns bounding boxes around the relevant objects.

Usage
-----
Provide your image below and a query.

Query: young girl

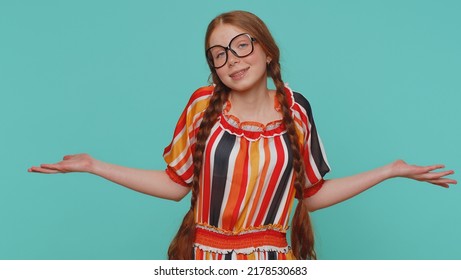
[28,10,456,260]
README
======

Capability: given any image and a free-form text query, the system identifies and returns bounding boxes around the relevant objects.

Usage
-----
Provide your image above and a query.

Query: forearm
[90,159,190,201]
[304,164,393,212]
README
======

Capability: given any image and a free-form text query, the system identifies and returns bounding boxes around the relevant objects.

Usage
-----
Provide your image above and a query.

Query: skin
[28,24,457,211]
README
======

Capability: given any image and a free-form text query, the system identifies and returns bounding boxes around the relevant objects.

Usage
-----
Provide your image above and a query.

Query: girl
[28,11,456,260]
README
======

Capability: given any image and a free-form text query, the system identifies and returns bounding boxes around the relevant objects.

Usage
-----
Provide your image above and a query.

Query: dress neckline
[219,90,290,141]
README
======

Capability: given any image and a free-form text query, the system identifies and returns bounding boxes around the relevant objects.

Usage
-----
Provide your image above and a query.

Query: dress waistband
[194,226,289,254]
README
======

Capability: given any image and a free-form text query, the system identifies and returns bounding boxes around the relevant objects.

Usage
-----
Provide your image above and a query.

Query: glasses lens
[230,34,253,57]
[207,46,227,68]
[206,34,254,69]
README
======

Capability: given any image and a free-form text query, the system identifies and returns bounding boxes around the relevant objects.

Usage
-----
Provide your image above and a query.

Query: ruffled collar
[218,85,296,141]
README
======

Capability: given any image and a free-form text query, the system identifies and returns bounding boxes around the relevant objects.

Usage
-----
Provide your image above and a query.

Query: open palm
[390,160,456,188]
[28,154,94,174]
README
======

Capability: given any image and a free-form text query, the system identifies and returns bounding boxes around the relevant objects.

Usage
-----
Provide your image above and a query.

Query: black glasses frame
[206,33,256,69]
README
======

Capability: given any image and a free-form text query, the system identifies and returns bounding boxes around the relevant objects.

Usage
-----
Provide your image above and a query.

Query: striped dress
[163,85,330,260]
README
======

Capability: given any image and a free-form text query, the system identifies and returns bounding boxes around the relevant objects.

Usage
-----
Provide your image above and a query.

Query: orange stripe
[194,247,204,259]
[245,138,270,228]
[234,141,260,229]
[229,139,250,228]
[221,138,248,230]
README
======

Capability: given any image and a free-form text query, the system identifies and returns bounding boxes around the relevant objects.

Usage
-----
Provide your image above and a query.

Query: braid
[168,81,229,259]
[269,62,317,260]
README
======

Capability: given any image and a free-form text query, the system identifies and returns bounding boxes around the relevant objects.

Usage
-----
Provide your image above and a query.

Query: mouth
[229,67,249,80]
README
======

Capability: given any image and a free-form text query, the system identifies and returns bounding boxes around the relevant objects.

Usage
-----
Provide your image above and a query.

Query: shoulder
[284,85,313,117]
[187,85,214,105]
[182,85,215,114]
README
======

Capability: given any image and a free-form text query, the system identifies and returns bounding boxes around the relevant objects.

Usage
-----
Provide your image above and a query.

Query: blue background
[1,0,460,259]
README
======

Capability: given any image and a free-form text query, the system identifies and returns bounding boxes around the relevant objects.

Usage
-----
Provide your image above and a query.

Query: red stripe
[185,86,214,108]
[304,148,319,184]
[279,176,296,226]
[254,137,285,225]
[304,179,325,198]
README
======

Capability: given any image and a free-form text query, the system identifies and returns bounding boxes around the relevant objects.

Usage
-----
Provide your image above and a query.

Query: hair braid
[268,61,317,260]
[167,82,229,259]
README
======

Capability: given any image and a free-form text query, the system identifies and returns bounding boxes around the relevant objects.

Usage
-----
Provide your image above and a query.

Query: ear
[266,57,272,64]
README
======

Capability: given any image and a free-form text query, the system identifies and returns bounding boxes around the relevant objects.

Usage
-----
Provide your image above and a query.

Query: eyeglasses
[206,33,256,69]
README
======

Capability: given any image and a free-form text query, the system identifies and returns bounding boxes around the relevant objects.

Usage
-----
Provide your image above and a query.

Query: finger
[28,166,62,174]
[422,164,446,173]
[430,182,449,188]
[40,164,68,173]
[411,170,453,181]
[427,178,458,186]
[63,155,74,160]
[422,170,455,180]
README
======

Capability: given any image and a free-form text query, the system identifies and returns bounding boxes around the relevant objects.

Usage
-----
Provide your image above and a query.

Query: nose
[227,50,240,66]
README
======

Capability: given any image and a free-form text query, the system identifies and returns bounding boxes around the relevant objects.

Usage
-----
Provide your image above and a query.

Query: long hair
[168,10,316,260]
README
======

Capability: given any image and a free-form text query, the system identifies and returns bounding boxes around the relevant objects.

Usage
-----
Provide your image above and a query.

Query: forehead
[208,24,248,47]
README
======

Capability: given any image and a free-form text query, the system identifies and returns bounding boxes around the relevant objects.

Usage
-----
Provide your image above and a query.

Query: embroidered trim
[194,244,290,255]
[194,225,290,255]
[219,116,286,141]
[196,223,289,235]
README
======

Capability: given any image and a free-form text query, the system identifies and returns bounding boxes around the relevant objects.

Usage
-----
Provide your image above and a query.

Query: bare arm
[28,154,190,201]
[305,160,457,212]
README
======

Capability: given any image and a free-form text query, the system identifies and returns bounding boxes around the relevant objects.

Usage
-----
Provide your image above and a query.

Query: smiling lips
[229,67,249,80]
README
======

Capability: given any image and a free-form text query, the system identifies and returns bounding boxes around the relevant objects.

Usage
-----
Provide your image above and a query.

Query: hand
[28,153,95,174]
[389,159,457,188]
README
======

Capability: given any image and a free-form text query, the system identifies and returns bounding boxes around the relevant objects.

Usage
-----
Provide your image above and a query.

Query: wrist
[87,157,101,174]
[385,160,404,179]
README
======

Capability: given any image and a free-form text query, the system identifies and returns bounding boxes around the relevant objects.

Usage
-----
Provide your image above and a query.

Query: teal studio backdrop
[1,0,460,260]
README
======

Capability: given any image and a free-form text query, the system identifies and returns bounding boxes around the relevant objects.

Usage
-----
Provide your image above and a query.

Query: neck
[229,85,268,108]
[227,82,280,124]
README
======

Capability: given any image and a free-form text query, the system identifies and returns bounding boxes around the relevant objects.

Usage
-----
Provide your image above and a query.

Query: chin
[222,77,265,93]
[224,82,253,93]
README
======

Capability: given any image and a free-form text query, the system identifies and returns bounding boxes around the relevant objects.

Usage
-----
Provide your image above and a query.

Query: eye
[215,51,226,59]
[237,42,249,49]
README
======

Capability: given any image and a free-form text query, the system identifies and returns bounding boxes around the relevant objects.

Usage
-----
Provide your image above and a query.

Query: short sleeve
[163,86,214,187]
[289,89,331,198]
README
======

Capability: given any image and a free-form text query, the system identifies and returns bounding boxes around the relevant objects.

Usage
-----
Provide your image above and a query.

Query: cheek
[215,69,228,82]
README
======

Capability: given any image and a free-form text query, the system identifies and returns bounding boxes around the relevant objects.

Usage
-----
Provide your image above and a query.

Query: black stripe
[264,134,293,225]
[267,251,277,260]
[209,131,236,227]
[293,92,330,177]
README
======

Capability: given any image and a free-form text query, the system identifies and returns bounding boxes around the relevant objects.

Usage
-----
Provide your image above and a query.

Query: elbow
[306,204,320,213]
[303,198,325,212]
[169,188,190,202]
[171,195,186,202]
